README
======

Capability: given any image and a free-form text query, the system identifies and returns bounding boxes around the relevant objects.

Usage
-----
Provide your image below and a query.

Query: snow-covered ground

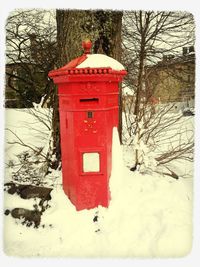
[3,109,193,257]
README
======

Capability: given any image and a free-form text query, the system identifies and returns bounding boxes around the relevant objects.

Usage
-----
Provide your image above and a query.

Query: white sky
[0,1,200,267]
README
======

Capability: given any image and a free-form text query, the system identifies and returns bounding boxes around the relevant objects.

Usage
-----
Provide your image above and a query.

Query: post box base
[62,173,111,211]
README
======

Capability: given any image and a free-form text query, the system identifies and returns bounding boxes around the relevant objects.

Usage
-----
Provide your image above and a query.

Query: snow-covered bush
[5,105,61,186]
[123,102,194,178]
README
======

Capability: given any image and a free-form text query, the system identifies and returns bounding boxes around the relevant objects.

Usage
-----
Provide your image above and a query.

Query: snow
[77,54,125,70]
[3,109,193,257]
[4,108,51,159]
[122,85,135,96]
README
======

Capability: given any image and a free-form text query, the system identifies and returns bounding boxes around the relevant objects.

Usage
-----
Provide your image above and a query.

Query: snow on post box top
[48,40,127,82]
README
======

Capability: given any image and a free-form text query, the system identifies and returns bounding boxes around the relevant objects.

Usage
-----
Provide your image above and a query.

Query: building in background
[146,46,195,106]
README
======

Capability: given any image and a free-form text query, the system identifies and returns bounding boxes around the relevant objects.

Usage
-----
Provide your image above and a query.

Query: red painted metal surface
[49,40,127,211]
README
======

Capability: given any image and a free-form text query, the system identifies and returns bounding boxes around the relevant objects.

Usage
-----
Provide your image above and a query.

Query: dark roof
[146,52,195,70]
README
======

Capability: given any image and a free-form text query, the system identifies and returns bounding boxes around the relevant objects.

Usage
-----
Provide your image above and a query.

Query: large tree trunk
[56,10,123,64]
[51,10,123,167]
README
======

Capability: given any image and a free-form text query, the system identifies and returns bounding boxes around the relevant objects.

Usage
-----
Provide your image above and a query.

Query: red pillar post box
[49,40,127,211]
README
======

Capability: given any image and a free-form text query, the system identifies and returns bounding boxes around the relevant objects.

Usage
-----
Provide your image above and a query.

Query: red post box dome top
[48,39,127,80]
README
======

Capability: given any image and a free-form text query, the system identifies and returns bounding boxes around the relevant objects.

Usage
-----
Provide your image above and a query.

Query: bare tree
[5,9,57,108]
[121,11,195,177]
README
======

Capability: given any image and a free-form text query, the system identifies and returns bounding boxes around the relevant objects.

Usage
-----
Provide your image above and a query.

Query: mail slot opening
[80,98,99,103]
[83,152,100,172]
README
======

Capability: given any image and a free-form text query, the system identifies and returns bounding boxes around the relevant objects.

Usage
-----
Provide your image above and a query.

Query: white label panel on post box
[83,153,100,172]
